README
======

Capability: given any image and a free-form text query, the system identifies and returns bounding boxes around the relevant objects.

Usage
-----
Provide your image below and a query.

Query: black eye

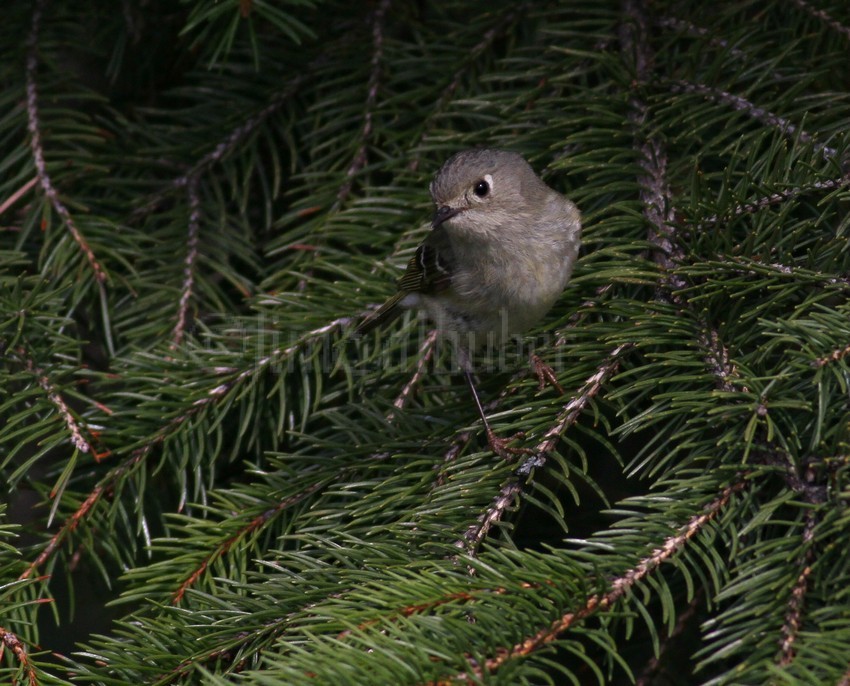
[473,179,489,197]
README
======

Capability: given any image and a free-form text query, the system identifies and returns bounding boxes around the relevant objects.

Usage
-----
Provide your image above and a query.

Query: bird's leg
[530,353,564,395]
[460,350,533,460]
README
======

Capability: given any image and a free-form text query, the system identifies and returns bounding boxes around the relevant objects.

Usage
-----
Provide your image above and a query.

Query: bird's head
[428,149,548,235]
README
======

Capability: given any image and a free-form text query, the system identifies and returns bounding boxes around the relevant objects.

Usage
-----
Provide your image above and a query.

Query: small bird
[357,149,581,457]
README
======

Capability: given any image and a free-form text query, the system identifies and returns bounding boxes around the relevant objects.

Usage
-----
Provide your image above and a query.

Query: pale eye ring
[473,179,490,197]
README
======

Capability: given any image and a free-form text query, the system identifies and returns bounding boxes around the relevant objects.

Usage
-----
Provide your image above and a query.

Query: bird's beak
[432,205,461,228]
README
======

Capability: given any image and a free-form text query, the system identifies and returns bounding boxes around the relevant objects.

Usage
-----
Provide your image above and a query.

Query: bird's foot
[486,428,534,462]
[530,354,564,395]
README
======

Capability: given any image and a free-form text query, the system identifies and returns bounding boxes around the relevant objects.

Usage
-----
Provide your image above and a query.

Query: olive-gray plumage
[358,149,581,347]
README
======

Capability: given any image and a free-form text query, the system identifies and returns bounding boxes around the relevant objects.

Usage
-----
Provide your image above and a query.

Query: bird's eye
[473,179,490,198]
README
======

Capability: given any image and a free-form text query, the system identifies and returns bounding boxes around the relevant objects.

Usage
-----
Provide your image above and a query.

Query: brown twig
[0,627,39,686]
[791,0,850,42]
[172,481,326,604]
[170,176,202,349]
[336,0,391,205]
[26,0,107,284]
[778,510,817,666]
[701,172,850,226]
[131,69,310,221]
[20,316,352,580]
[814,340,850,368]
[439,480,746,684]
[669,80,837,160]
[387,329,438,422]
[14,347,94,456]
[461,344,631,554]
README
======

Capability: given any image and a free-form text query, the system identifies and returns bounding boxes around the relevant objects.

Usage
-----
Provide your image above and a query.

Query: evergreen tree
[1,0,849,683]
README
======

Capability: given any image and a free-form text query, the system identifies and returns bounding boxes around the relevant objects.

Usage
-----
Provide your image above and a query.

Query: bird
[357,149,581,458]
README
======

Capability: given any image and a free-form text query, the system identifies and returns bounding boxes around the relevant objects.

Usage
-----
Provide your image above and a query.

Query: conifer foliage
[1,0,850,683]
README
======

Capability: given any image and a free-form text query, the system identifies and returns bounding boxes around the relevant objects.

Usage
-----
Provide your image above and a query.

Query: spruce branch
[198,315,352,406]
[171,480,327,604]
[20,315,352,580]
[791,0,850,41]
[4,2,850,682]
[625,0,753,411]
[654,16,752,66]
[336,0,391,206]
[25,0,107,284]
[697,327,745,394]
[461,344,631,555]
[700,171,850,225]
[12,346,93,456]
[337,585,522,641]
[717,256,850,289]
[622,0,687,293]
[778,510,816,667]
[18,450,146,581]
[668,80,838,160]
[445,479,747,684]
[170,176,202,350]
[407,5,528,173]
[158,646,251,686]
[131,68,311,221]
[0,627,38,686]
[626,0,790,422]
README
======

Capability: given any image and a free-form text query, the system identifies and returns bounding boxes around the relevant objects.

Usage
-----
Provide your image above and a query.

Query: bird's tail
[355,291,407,335]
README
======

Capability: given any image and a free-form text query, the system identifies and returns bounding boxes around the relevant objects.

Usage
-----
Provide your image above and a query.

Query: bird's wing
[396,227,455,295]
[356,229,455,335]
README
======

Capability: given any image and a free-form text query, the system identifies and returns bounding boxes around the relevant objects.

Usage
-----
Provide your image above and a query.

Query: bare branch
[170,176,202,349]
